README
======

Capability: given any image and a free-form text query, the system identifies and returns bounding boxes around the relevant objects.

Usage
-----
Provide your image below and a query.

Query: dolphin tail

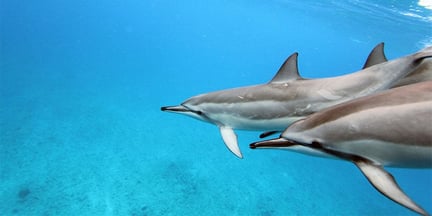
[219,126,243,158]
[354,159,429,216]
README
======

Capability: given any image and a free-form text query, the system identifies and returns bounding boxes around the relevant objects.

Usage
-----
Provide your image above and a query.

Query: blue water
[1,0,431,215]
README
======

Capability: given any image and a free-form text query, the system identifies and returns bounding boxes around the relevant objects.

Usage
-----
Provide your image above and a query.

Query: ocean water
[1,0,431,215]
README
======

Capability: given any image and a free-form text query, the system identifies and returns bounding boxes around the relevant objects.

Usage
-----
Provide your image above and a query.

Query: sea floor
[0,71,431,216]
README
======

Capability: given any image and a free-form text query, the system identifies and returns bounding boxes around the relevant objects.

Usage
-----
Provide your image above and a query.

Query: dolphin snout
[250,138,296,149]
[161,105,189,112]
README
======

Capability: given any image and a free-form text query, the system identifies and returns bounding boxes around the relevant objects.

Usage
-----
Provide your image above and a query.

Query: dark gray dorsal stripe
[301,82,432,130]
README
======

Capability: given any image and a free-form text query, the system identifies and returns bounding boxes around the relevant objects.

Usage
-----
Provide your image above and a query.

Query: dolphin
[161,45,432,158]
[250,81,432,215]
[363,43,432,87]
[257,43,432,139]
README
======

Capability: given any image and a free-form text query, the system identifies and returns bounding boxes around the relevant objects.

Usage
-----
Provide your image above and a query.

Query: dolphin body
[394,58,432,87]
[250,81,432,215]
[161,44,432,158]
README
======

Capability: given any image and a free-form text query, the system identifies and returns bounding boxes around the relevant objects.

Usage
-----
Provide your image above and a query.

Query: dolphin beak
[161,105,190,113]
[250,138,296,149]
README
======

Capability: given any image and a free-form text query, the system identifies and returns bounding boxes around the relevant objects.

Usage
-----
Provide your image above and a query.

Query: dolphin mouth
[161,105,190,113]
[161,105,205,117]
[250,138,297,149]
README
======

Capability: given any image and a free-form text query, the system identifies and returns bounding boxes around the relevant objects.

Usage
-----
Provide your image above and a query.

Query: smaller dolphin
[250,81,432,215]
[362,43,432,88]
[162,45,432,158]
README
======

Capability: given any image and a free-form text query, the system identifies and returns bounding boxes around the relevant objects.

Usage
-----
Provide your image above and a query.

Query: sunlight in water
[418,0,432,47]
[419,0,432,10]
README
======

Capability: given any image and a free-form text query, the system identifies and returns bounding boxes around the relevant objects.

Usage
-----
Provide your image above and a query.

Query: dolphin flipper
[219,126,243,158]
[354,159,429,216]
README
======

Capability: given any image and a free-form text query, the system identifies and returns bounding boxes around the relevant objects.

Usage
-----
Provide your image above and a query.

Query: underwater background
[1,0,432,215]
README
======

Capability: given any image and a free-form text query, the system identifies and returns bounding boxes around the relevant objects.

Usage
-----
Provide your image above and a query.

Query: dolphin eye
[190,109,203,115]
[311,141,322,147]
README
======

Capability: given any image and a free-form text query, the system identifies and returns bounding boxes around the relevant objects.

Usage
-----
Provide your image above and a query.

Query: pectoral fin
[354,159,428,216]
[219,126,243,159]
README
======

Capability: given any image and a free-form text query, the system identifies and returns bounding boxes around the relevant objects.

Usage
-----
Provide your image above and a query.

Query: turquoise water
[1,0,431,215]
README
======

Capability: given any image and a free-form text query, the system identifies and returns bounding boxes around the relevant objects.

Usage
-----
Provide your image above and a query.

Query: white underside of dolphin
[250,81,432,215]
[162,43,432,158]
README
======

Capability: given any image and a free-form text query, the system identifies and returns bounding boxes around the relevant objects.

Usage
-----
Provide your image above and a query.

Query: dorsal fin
[269,52,301,83]
[362,42,388,69]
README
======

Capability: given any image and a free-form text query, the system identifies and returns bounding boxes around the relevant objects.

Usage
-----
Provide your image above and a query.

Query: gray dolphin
[250,81,432,215]
[162,45,432,158]
[363,43,432,87]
